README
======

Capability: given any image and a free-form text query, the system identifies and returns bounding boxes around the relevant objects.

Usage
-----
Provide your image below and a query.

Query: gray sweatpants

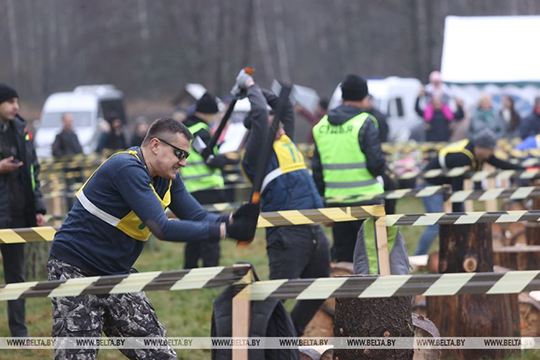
[47,257,177,360]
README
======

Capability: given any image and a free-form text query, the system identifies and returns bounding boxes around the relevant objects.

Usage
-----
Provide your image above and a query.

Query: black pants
[331,219,364,263]
[267,225,331,336]
[1,217,28,337]
[183,189,225,269]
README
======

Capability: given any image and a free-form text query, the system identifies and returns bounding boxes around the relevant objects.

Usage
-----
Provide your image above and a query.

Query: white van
[329,77,423,142]
[35,85,126,158]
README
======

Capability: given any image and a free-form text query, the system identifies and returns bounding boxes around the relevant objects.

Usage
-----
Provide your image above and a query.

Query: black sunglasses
[155,137,190,160]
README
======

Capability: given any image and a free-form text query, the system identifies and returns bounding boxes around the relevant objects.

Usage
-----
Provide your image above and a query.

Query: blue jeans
[414,192,444,255]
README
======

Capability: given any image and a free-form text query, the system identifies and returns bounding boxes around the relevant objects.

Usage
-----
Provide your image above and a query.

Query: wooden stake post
[484,164,498,212]
[463,179,474,212]
[375,216,390,276]
[232,268,253,360]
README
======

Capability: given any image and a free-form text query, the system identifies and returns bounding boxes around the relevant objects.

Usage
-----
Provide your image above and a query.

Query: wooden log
[496,191,540,270]
[412,313,440,360]
[303,262,353,338]
[334,290,413,360]
[427,224,520,360]
[493,245,540,271]
[526,193,540,248]
[518,293,540,337]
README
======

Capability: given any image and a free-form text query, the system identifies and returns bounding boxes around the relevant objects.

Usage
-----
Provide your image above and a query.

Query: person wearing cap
[0,83,47,337]
[414,128,524,255]
[312,74,387,263]
[232,69,331,336]
[182,92,236,269]
[48,117,259,359]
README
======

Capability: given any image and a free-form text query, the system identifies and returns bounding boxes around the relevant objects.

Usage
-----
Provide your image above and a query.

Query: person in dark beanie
[312,75,409,275]
[414,128,524,255]
[0,83,47,337]
[312,74,386,262]
[182,92,237,269]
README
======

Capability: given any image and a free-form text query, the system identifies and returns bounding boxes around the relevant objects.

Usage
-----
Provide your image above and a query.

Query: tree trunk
[495,188,540,270]
[26,243,51,280]
[427,224,520,360]
[334,289,413,360]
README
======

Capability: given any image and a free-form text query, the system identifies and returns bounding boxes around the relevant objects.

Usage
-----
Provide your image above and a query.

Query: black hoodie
[312,104,386,199]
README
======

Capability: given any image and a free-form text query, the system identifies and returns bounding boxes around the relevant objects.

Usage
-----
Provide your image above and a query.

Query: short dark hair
[143,117,193,145]
[535,96,540,107]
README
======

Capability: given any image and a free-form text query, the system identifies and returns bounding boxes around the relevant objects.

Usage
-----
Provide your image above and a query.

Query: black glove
[227,203,260,241]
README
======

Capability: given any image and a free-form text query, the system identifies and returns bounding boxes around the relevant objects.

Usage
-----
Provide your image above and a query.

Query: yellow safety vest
[438,139,479,172]
[76,151,171,241]
[312,113,384,200]
[182,122,224,192]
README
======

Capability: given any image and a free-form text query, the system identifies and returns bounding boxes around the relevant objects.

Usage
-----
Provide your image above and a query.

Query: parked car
[329,77,423,142]
[35,85,126,157]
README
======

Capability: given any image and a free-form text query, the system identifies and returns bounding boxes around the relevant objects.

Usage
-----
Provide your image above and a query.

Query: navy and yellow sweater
[50,147,227,275]
[241,85,322,236]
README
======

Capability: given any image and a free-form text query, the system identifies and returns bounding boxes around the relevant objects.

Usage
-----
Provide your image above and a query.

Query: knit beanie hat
[196,93,219,114]
[473,128,497,150]
[0,83,19,104]
[341,74,368,101]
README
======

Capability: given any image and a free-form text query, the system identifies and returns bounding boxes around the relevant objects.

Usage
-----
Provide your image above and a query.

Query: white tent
[441,15,540,85]
[441,16,540,120]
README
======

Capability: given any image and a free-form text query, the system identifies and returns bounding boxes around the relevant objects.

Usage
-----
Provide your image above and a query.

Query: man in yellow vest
[414,128,524,255]
[234,70,331,336]
[312,74,387,263]
[182,93,236,269]
[48,117,259,359]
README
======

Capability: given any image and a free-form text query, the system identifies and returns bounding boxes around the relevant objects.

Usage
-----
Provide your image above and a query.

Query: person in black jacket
[52,113,83,157]
[0,83,46,337]
[182,94,238,270]
[519,97,540,139]
[234,69,330,336]
[415,87,464,142]
[414,128,524,255]
[312,74,386,263]
[52,112,84,210]
[96,114,127,153]
[362,94,389,142]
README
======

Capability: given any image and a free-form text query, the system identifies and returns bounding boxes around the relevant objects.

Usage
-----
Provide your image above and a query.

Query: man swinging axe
[47,117,259,359]
[233,69,331,336]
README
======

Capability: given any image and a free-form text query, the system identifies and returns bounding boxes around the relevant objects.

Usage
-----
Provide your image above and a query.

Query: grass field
[0,198,537,359]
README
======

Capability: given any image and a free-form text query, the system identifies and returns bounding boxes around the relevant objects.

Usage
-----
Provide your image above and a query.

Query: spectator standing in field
[500,95,521,138]
[295,98,328,144]
[415,87,464,142]
[468,94,506,139]
[0,83,46,337]
[519,96,540,139]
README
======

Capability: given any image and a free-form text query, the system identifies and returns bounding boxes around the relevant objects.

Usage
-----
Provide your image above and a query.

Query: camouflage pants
[47,257,177,360]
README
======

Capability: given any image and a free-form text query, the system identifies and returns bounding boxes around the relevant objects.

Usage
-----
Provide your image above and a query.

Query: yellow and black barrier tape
[234,270,540,300]
[40,169,245,184]
[256,205,385,227]
[0,226,57,244]
[0,265,251,301]
[1,205,386,244]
